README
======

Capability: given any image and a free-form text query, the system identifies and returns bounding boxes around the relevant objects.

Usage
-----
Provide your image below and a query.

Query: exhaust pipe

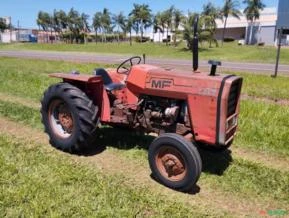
[193,15,199,72]
[192,15,221,76]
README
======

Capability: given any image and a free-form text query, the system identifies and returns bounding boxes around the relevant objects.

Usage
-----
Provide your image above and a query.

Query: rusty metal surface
[47,61,242,147]
[58,106,73,133]
[155,146,187,182]
[50,73,102,82]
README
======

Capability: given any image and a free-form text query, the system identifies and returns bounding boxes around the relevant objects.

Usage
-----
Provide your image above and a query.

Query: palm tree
[125,16,134,46]
[67,8,83,43]
[201,2,222,47]
[163,6,174,45]
[172,9,183,46]
[101,8,111,43]
[80,13,90,44]
[53,10,67,42]
[0,18,7,33]
[37,11,49,31]
[53,10,67,33]
[243,0,265,45]
[130,4,152,41]
[112,12,126,43]
[93,12,102,43]
[157,12,166,42]
[152,14,163,43]
[182,12,200,49]
[36,11,51,43]
[221,0,241,45]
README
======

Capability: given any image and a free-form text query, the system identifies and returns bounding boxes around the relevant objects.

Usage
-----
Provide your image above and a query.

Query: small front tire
[148,133,202,192]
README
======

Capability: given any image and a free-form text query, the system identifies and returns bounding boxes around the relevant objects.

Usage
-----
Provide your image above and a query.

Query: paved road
[0,50,288,75]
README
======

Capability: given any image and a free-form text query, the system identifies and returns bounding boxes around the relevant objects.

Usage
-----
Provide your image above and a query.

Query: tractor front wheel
[148,133,202,192]
[41,83,99,152]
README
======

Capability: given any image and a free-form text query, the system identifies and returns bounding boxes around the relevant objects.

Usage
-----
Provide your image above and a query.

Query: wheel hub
[156,146,187,181]
[48,99,74,139]
[58,105,73,133]
[162,154,185,177]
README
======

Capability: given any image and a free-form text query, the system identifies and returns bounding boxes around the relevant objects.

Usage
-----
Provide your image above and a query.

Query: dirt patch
[241,94,289,106]
[0,93,40,109]
[233,146,289,173]
[0,116,286,217]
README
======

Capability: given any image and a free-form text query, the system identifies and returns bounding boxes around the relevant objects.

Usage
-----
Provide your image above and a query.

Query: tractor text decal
[151,80,172,89]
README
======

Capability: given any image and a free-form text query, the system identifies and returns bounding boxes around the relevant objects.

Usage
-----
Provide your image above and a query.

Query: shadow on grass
[79,127,232,176]
[79,127,155,156]
[197,147,233,175]
[149,173,201,195]
[177,47,210,53]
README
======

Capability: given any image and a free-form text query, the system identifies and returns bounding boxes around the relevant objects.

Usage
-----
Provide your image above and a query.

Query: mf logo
[151,79,172,89]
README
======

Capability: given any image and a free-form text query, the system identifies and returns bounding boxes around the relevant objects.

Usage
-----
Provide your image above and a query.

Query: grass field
[0,57,289,217]
[1,134,215,217]
[0,41,288,64]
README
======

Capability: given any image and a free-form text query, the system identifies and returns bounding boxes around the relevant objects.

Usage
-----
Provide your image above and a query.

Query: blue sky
[0,0,278,28]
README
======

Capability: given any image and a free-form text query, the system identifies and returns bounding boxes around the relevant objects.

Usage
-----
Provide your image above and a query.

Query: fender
[50,73,111,122]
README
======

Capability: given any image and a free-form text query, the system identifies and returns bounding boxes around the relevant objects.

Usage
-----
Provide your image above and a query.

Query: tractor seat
[94,68,125,91]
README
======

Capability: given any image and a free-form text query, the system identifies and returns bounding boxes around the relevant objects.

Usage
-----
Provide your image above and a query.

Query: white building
[215,7,283,45]
[130,28,174,43]
[0,31,17,43]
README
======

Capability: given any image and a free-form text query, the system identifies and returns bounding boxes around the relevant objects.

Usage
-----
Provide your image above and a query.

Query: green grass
[110,138,289,206]
[90,127,289,206]
[202,157,289,204]
[0,134,215,217]
[1,99,289,208]
[235,72,289,100]
[0,57,113,101]
[236,100,289,156]
[1,41,289,64]
[1,57,289,212]
[0,100,42,129]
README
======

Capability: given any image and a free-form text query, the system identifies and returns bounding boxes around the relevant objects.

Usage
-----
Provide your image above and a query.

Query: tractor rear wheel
[41,83,99,152]
[148,133,202,192]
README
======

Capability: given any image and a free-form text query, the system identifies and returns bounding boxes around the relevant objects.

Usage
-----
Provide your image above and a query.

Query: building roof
[216,7,277,29]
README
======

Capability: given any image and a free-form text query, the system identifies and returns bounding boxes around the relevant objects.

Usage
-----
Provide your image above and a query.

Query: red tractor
[41,19,243,192]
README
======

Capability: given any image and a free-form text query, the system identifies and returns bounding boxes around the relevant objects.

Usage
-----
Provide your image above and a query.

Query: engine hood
[126,64,236,99]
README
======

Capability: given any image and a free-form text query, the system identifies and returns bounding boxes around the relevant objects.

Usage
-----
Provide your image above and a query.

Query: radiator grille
[227,79,242,117]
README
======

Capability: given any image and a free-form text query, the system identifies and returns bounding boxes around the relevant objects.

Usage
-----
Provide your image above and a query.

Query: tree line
[0,18,9,33]
[36,0,265,47]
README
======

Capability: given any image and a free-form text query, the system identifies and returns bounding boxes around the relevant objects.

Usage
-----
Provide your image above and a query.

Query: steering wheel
[117,56,142,74]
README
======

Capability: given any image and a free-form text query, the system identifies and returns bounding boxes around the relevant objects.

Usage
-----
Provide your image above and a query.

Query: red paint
[50,63,242,147]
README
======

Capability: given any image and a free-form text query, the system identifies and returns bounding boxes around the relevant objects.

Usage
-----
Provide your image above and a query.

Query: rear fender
[50,73,111,122]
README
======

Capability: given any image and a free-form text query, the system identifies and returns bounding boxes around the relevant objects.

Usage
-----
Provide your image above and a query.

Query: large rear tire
[41,83,99,152]
[148,133,202,192]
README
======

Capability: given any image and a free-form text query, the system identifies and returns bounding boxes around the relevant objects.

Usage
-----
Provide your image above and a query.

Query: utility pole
[272,28,283,78]
[17,20,20,42]
[9,16,12,43]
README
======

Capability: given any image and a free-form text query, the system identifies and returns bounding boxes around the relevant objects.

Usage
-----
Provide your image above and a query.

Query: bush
[162,38,170,43]
[224,37,235,42]
[135,36,150,43]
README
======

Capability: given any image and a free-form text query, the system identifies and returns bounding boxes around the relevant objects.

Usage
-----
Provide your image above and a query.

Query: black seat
[94,68,125,91]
